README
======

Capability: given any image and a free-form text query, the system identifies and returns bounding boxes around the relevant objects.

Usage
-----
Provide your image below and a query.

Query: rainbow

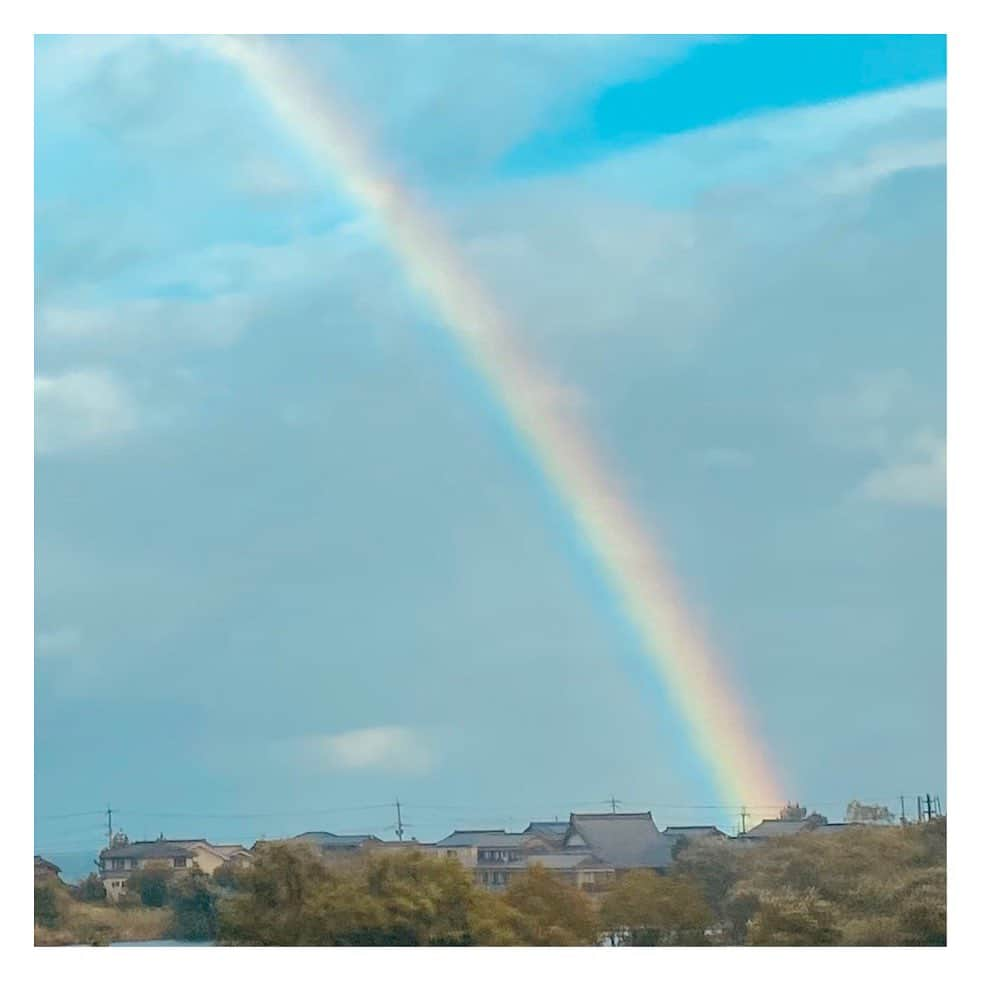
[212,36,785,810]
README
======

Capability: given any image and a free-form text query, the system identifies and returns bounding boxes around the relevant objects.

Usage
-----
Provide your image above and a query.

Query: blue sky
[35,35,945,878]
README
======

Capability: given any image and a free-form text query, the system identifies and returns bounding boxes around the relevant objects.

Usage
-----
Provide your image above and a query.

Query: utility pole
[924,794,934,822]
[740,807,748,835]
[916,796,923,823]
[900,796,906,825]
[608,796,620,814]
[106,804,113,848]
[395,799,405,841]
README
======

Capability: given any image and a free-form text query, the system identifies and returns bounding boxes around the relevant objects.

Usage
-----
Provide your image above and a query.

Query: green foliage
[219,843,479,946]
[218,844,598,946]
[496,865,598,946]
[209,821,945,947]
[170,869,220,941]
[671,838,743,918]
[71,873,107,903]
[745,890,839,945]
[35,882,65,928]
[211,861,243,891]
[601,870,711,945]
[676,819,946,946]
[126,864,174,908]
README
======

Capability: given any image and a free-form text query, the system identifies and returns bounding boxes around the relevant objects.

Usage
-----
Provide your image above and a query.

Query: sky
[34,34,946,880]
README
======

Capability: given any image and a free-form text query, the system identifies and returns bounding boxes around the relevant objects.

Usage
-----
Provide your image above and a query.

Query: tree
[35,881,64,928]
[71,873,107,902]
[219,843,483,946]
[601,870,711,945]
[671,838,744,921]
[126,863,174,908]
[845,800,896,825]
[499,865,598,946]
[211,860,243,891]
[746,890,839,945]
[219,842,340,945]
[170,869,220,941]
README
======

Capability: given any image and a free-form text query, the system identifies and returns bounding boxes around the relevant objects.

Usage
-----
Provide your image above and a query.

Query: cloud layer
[301,727,438,776]
[35,369,139,455]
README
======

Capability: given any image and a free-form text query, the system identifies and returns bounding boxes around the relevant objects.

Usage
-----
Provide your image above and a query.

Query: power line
[36,810,106,821]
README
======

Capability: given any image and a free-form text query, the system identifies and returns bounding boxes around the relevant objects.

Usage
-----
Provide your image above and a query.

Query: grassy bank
[35,882,172,946]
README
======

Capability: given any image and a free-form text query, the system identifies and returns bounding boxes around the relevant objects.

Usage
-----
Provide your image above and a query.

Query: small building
[34,855,62,882]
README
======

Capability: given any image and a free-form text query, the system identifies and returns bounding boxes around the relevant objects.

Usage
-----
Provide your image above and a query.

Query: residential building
[663,825,728,842]
[98,833,252,901]
[34,855,62,882]
[740,818,859,842]
[434,814,674,892]
[434,829,554,890]
[560,812,675,872]
[522,820,570,844]
[291,831,382,855]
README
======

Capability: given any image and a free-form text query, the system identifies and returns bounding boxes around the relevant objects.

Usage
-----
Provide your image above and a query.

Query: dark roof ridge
[571,811,653,819]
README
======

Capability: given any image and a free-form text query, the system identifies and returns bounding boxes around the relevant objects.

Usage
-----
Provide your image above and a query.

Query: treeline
[35,819,946,946]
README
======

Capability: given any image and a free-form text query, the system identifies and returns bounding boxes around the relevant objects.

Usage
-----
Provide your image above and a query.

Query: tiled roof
[565,812,674,869]
[99,841,195,860]
[35,855,62,873]
[523,821,570,838]
[664,826,728,839]
[742,819,810,838]
[292,831,380,849]
[812,822,861,835]
[437,830,533,848]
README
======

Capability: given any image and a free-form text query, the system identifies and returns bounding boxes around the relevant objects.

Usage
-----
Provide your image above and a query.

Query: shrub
[126,865,174,908]
[71,873,107,903]
[170,870,220,941]
[35,882,64,928]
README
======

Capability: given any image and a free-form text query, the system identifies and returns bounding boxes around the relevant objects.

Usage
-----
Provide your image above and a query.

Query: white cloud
[816,374,944,509]
[821,139,946,196]
[857,429,946,508]
[280,35,700,179]
[38,293,255,352]
[35,370,139,455]
[816,369,923,454]
[300,726,437,776]
[567,80,945,205]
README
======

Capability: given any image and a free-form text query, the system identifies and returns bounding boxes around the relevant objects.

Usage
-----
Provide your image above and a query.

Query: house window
[174,857,186,868]
[110,858,125,871]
